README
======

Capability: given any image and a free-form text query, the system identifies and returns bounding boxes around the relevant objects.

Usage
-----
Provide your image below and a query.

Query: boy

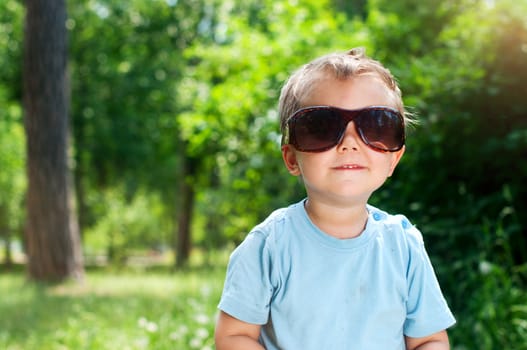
[215,48,456,350]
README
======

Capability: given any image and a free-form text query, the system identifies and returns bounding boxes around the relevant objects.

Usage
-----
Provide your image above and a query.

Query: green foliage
[67,0,207,201]
[0,266,225,349]
[0,0,24,246]
[84,187,170,263]
[0,111,26,239]
[0,0,23,103]
[0,87,25,247]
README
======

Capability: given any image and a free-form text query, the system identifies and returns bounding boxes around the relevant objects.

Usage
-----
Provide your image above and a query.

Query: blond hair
[278,48,410,135]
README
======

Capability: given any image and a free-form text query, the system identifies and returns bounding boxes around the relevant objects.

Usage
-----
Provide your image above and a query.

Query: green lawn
[4,256,526,349]
[0,263,226,350]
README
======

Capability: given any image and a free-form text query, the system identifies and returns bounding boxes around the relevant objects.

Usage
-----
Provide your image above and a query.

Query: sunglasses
[283,105,405,153]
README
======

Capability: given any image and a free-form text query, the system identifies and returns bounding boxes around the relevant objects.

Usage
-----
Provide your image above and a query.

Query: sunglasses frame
[283,105,405,153]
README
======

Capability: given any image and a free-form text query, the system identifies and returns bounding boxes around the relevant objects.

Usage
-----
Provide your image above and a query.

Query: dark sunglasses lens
[294,109,342,151]
[357,109,404,151]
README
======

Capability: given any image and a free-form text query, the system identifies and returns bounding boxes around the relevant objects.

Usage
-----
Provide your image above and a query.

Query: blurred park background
[1,0,527,349]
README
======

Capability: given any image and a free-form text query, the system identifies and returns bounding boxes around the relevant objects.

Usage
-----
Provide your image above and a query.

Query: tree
[23,0,83,281]
[67,0,213,266]
[175,151,198,267]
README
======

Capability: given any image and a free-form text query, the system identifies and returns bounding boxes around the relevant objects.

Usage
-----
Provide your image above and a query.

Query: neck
[304,198,369,239]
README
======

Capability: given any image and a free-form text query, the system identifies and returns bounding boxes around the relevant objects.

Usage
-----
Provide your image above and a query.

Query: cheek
[296,154,327,176]
[384,153,400,176]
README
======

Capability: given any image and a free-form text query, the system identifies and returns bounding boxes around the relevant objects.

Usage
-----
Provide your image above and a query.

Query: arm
[405,330,450,350]
[215,311,265,350]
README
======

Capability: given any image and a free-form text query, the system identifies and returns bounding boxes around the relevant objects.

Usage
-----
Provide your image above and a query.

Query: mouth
[333,164,366,170]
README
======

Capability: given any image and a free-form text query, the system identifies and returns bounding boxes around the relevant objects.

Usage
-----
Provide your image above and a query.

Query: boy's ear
[388,145,405,176]
[281,145,301,176]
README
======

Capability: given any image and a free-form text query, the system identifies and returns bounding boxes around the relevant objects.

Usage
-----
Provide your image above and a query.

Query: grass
[4,249,527,350]
[0,261,226,350]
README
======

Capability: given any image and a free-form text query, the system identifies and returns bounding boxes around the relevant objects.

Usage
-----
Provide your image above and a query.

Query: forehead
[302,75,399,111]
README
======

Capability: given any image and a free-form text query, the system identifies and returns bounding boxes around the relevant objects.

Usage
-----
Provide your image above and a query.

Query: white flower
[479,260,493,275]
[200,285,212,297]
[138,317,148,328]
[190,337,202,348]
[145,321,158,333]
[135,336,149,348]
[170,325,189,340]
[195,327,209,339]
[194,313,209,325]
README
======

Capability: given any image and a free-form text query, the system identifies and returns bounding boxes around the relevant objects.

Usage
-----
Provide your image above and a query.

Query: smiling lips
[333,164,366,170]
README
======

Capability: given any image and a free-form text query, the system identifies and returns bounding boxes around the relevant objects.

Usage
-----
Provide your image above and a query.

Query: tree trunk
[175,154,196,268]
[3,230,13,268]
[0,222,14,268]
[23,0,84,282]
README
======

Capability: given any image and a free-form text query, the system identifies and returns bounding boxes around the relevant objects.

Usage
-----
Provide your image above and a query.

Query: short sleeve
[403,226,456,337]
[218,231,275,325]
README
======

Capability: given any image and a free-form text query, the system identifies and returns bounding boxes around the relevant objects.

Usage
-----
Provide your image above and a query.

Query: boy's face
[281,75,405,207]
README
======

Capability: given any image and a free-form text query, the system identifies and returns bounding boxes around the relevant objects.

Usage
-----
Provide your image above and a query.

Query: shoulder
[232,201,303,256]
[368,205,424,248]
[253,204,291,233]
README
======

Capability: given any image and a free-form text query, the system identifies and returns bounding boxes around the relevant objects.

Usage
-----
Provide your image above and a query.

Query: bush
[84,187,171,264]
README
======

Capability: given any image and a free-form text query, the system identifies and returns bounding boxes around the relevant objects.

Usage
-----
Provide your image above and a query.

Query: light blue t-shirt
[219,200,456,350]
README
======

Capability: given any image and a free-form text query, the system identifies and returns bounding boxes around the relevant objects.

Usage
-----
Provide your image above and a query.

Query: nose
[336,122,361,152]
